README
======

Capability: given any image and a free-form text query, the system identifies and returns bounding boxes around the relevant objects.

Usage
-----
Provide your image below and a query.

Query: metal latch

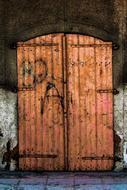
[96,88,119,95]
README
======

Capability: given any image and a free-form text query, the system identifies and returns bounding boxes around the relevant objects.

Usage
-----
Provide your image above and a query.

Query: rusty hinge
[17,43,59,47]
[96,88,119,95]
[69,44,112,48]
[19,154,57,158]
[82,156,114,160]
[112,43,119,50]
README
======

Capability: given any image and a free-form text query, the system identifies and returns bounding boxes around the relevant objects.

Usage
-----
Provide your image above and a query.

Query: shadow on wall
[0,88,17,171]
[2,140,18,170]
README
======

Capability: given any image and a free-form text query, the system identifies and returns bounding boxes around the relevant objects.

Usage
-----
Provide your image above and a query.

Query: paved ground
[0,172,127,189]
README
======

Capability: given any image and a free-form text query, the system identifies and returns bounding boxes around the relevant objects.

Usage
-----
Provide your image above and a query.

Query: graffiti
[40,82,64,115]
[34,60,48,85]
[20,59,64,116]
[21,59,48,88]
[22,62,33,76]
[46,82,55,92]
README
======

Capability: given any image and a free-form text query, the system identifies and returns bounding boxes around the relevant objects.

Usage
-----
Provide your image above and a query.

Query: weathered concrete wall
[113,0,127,171]
[0,89,17,171]
[0,0,5,85]
[114,84,127,170]
[114,85,124,171]
[0,0,126,171]
[123,84,127,168]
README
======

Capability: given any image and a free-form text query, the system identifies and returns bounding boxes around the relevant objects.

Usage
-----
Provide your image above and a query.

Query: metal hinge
[96,88,119,95]
[19,154,57,158]
[82,156,114,160]
[69,44,112,48]
[17,43,59,47]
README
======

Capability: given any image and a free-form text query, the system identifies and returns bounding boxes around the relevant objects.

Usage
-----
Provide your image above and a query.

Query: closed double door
[17,33,114,171]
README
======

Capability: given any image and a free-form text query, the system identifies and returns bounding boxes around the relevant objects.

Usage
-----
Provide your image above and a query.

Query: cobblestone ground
[0,172,127,190]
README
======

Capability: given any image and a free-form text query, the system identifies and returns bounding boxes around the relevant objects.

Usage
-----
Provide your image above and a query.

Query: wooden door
[66,34,114,170]
[17,34,114,171]
[17,34,65,170]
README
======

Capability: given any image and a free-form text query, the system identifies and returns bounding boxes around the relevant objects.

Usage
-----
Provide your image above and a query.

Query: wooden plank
[51,34,65,170]
[66,34,77,170]
[34,36,42,170]
[18,46,27,170]
[28,41,36,170]
[25,47,32,170]
[72,34,80,170]
[95,39,113,170]
[95,39,104,170]
[78,35,88,170]
[82,36,96,170]
[104,44,114,169]
[62,35,68,170]
[44,34,54,170]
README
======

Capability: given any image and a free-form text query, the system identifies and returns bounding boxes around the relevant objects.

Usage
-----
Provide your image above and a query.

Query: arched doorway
[17,33,114,171]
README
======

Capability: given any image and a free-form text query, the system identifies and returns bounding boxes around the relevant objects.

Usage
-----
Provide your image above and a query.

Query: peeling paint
[123,142,127,167]
[123,84,127,167]
[113,84,127,170]
[114,85,124,170]
[114,133,122,160]
[0,89,17,171]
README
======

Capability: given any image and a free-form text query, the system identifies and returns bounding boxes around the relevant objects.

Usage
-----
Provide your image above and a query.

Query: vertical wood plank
[66,34,76,170]
[95,39,113,170]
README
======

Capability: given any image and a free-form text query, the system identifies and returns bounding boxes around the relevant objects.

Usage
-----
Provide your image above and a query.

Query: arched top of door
[17,33,113,48]
[13,23,117,44]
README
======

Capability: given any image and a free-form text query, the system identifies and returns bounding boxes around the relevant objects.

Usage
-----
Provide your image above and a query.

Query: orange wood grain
[18,34,65,171]
[66,34,113,171]
[17,34,113,171]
